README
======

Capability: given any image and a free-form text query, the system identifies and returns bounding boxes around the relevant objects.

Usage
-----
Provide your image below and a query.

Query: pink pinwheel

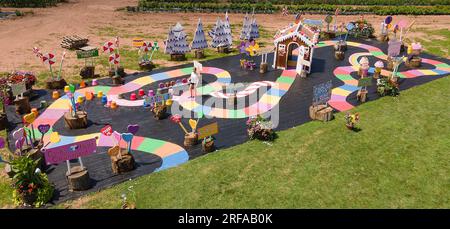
[103,41,115,54]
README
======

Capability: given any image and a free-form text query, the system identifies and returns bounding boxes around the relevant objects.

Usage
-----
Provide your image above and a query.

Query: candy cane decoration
[42,53,56,79]
[109,53,120,76]
[57,51,66,81]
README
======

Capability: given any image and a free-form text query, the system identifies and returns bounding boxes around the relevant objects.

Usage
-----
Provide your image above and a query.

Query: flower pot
[80,66,96,79]
[46,78,67,90]
[21,191,37,206]
[202,140,215,153]
[139,61,155,71]
[152,105,167,120]
[259,63,268,74]
[14,96,31,115]
[109,67,126,77]
[112,76,124,85]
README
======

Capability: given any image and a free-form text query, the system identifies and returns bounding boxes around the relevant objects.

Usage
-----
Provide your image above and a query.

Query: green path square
[137,138,166,153]
[228,109,246,119]
[371,51,384,57]
[181,67,194,74]
[335,74,354,81]
[277,76,295,84]
[93,86,111,94]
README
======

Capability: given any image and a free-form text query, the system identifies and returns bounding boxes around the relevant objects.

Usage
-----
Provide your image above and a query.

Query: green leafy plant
[10,155,54,207]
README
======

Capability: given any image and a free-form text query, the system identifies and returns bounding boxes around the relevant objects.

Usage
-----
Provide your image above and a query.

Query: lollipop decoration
[42,52,56,80]
[170,114,189,134]
[344,23,355,41]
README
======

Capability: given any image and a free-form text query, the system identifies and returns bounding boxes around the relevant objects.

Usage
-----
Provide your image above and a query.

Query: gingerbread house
[273,19,320,76]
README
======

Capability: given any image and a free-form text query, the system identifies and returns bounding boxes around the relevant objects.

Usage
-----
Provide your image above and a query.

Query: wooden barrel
[170,54,186,61]
[80,66,95,79]
[184,132,198,147]
[406,58,421,68]
[202,140,216,153]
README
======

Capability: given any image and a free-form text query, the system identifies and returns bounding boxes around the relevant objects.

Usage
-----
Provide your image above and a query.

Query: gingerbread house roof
[273,21,320,47]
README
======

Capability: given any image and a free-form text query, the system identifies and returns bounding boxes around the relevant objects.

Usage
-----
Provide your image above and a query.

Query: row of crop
[136,2,450,15]
[229,0,449,6]
[139,0,450,6]
[0,0,66,7]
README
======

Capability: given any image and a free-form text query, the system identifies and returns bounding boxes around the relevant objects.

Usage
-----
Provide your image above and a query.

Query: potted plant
[10,155,54,207]
[202,136,215,153]
[246,115,275,141]
[0,77,11,130]
[344,112,360,130]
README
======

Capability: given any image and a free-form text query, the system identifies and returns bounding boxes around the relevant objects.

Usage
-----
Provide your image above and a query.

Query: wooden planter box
[111,152,135,174]
[80,66,96,79]
[309,105,334,122]
[217,46,230,53]
[64,111,88,129]
[184,132,198,147]
[194,49,205,59]
[14,97,31,115]
[170,54,186,61]
[357,89,368,103]
[46,78,67,90]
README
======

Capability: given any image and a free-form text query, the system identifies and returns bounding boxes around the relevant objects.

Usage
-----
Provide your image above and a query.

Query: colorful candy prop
[170,114,189,134]
[37,124,51,143]
[121,133,134,154]
[149,42,159,62]
[49,132,60,144]
[189,119,198,132]
[57,51,66,81]
[102,41,115,54]
[127,124,139,135]
[345,23,355,41]
[101,125,113,136]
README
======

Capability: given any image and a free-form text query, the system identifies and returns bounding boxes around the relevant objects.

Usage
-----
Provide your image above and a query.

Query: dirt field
[0,0,449,79]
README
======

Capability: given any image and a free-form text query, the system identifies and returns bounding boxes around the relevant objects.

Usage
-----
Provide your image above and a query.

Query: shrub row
[0,0,66,7]
[229,0,449,6]
[136,2,450,15]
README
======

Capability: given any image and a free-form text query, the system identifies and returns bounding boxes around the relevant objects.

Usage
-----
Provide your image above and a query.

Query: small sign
[11,81,27,96]
[358,77,373,87]
[101,125,113,136]
[197,122,219,139]
[76,49,99,59]
[132,38,144,48]
[43,138,97,165]
[313,80,333,106]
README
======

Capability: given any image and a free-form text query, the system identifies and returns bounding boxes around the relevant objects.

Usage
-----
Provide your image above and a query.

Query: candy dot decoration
[138,89,145,97]
[130,93,137,101]
[92,79,98,86]
[101,95,108,105]
[159,83,165,88]
[148,90,155,97]
[64,85,70,93]
[111,101,118,110]
[31,108,38,117]
[97,91,103,98]
[52,90,60,99]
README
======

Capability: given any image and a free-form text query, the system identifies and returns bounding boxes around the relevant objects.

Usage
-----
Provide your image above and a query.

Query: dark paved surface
[4,38,450,204]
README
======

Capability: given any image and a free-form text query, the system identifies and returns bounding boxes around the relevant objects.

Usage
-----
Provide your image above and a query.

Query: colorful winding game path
[30,41,450,173]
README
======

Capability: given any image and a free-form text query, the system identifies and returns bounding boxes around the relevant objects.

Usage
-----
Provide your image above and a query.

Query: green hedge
[136,2,450,15]
[230,0,449,6]
[0,0,66,7]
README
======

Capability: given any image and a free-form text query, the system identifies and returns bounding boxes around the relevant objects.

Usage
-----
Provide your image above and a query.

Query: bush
[10,155,54,207]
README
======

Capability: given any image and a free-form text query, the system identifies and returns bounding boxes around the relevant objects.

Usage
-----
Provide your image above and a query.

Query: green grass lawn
[53,75,450,209]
